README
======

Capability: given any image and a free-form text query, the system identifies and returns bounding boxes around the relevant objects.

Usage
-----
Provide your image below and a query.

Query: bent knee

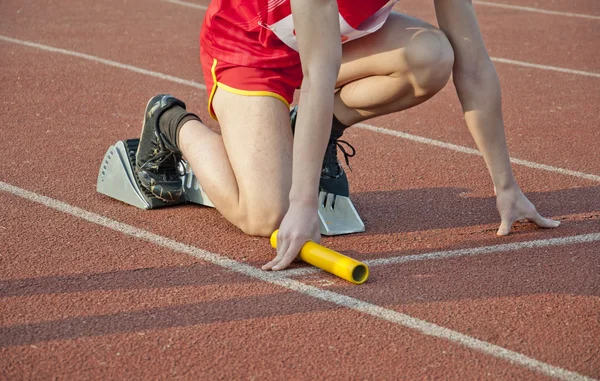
[238,204,287,237]
[404,29,455,97]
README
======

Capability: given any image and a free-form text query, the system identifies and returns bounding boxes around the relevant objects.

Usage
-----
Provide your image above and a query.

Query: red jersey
[200,0,398,68]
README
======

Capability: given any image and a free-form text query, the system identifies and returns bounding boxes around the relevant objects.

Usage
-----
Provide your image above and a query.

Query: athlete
[134,0,560,271]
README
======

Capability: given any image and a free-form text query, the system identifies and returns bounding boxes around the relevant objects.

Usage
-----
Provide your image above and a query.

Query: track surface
[1,0,599,380]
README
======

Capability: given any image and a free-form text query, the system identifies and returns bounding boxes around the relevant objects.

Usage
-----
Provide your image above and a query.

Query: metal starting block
[97,139,364,236]
[96,139,213,209]
[318,192,364,236]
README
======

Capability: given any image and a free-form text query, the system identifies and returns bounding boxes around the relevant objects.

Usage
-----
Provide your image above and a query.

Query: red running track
[1,0,599,379]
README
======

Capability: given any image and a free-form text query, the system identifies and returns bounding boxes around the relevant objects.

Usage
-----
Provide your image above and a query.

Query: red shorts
[200,47,303,120]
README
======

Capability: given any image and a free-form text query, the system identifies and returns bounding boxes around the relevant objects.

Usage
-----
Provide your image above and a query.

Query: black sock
[331,114,348,140]
[159,106,202,148]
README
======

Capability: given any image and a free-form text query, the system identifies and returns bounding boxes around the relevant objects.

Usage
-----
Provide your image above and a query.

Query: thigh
[211,88,293,214]
[337,11,449,87]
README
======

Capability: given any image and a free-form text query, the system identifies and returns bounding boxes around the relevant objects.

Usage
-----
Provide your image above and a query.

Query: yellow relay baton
[270,230,369,285]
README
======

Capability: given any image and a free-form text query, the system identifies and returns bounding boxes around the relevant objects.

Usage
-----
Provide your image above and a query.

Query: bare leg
[178,89,293,237]
[177,13,454,236]
[335,12,455,125]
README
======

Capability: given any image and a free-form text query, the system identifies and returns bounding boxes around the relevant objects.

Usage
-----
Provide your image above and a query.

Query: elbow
[452,59,499,94]
[304,67,341,91]
[301,53,342,92]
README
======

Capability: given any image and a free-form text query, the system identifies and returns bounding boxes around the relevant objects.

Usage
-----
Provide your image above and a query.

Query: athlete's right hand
[262,201,321,271]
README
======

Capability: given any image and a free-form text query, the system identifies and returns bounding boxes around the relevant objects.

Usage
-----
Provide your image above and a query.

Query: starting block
[318,192,364,236]
[96,139,213,209]
[97,139,364,236]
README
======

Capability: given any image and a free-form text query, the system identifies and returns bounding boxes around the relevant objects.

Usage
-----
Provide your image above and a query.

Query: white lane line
[356,124,600,182]
[163,0,208,10]
[285,232,600,277]
[474,1,600,20]
[0,36,206,90]
[491,57,600,79]
[0,181,594,381]
[2,35,599,184]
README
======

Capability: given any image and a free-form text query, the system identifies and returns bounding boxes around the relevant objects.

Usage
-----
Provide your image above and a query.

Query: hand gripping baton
[270,230,369,284]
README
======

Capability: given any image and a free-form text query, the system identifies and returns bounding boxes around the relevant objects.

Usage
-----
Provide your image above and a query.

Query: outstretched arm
[433,0,560,235]
[262,0,342,270]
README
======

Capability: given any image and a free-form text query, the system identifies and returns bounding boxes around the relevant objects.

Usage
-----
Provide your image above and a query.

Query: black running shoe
[135,94,186,202]
[289,106,355,197]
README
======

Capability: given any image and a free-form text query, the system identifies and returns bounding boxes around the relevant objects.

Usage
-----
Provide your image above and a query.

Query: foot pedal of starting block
[318,192,365,236]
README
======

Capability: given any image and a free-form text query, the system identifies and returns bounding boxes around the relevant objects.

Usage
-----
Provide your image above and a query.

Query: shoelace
[324,139,356,172]
[140,149,181,178]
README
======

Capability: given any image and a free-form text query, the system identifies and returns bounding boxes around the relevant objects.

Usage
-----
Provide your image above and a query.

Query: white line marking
[0,181,594,381]
[474,1,600,20]
[2,35,599,183]
[491,57,600,78]
[163,0,208,10]
[285,232,600,277]
[0,36,206,90]
[356,124,600,182]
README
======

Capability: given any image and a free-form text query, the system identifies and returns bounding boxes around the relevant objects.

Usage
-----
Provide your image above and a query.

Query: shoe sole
[138,94,166,147]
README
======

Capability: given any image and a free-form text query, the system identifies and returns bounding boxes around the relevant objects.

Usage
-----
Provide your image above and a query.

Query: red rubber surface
[1,0,598,379]
[1,193,553,380]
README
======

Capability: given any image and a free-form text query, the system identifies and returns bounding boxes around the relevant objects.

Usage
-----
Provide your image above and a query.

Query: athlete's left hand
[495,185,561,236]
